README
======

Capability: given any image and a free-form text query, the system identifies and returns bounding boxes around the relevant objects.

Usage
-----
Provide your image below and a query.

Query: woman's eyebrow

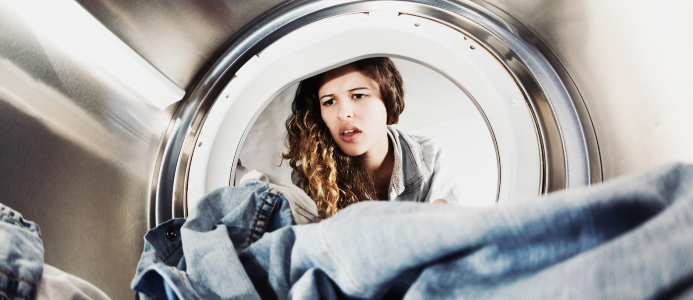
[319,87,369,100]
[348,87,368,92]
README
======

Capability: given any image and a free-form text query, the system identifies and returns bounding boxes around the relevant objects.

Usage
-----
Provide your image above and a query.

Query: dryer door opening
[234,58,499,211]
[154,0,596,225]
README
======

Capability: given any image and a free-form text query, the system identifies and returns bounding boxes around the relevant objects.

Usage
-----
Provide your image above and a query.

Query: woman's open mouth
[340,127,362,142]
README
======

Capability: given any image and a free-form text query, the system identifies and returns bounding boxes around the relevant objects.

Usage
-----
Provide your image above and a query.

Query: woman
[283,57,462,217]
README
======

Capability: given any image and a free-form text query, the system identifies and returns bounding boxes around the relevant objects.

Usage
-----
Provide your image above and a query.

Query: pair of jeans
[0,203,43,300]
[133,163,693,299]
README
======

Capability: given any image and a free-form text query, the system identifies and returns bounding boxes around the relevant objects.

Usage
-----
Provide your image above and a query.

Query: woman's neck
[363,134,395,199]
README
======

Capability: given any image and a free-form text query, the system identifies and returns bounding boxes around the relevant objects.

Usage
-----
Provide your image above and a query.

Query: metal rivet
[470,45,476,50]
[225,94,230,98]
[414,23,420,27]
[166,229,178,241]
[198,142,203,147]
[464,36,468,40]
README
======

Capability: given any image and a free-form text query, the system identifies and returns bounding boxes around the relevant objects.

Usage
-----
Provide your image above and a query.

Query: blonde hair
[283,57,404,217]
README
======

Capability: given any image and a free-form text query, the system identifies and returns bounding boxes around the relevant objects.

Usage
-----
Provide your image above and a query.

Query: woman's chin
[345,150,366,157]
[339,146,367,157]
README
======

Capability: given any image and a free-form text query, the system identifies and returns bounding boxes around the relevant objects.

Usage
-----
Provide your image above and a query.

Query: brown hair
[283,57,405,217]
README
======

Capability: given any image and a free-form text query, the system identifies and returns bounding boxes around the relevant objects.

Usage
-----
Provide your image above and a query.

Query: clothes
[37,265,111,300]
[240,170,319,225]
[292,126,464,204]
[386,126,463,203]
[0,203,43,300]
[0,203,111,300]
[131,180,301,299]
[133,163,693,300]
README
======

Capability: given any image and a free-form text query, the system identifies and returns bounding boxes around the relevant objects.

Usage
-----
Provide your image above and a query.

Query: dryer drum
[153,0,600,226]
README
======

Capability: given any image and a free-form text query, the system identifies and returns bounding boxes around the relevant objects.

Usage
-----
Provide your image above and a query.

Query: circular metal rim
[152,0,593,226]
[469,0,602,186]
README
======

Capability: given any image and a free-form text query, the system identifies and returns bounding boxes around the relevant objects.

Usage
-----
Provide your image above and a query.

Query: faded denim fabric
[0,203,43,300]
[133,163,693,299]
[0,204,110,300]
[131,180,295,300]
[241,164,693,300]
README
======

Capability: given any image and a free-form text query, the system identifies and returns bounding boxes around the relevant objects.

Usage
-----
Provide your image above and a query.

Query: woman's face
[318,64,389,159]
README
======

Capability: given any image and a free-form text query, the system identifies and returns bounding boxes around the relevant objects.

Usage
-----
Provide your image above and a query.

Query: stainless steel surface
[155,0,593,225]
[481,0,693,180]
[0,1,175,298]
[76,0,286,89]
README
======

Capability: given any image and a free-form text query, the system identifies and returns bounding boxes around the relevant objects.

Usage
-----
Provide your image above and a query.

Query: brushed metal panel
[76,0,286,88]
[482,0,693,180]
[0,2,175,298]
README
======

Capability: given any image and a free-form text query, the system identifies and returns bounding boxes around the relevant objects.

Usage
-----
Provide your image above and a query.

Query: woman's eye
[353,94,366,100]
[322,99,334,106]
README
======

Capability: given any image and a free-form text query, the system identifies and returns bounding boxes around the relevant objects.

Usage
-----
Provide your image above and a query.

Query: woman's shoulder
[387,126,442,174]
[388,125,436,144]
[388,126,441,152]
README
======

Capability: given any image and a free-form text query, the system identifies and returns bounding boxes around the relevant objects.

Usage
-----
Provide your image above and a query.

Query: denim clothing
[0,203,111,300]
[131,180,298,299]
[133,163,693,300]
[0,203,43,300]
[386,126,464,203]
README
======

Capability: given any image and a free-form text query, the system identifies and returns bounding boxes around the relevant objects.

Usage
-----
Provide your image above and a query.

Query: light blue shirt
[386,126,464,203]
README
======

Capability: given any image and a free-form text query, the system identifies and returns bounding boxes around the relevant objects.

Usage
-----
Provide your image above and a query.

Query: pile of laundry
[3,165,692,299]
[130,164,693,300]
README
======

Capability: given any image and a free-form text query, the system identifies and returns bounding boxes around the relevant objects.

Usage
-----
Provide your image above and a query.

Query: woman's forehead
[318,65,378,95]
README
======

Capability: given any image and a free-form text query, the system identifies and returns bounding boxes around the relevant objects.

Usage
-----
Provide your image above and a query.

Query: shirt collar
[387,127,405,196]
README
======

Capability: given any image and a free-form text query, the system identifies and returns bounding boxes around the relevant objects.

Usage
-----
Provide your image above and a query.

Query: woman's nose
[337,101,353,120]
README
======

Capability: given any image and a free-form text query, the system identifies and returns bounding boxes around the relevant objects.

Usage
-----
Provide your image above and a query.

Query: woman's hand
[432,199,448,204]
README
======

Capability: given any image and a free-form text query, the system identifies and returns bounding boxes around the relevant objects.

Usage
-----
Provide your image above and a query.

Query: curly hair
[283,57,405,217]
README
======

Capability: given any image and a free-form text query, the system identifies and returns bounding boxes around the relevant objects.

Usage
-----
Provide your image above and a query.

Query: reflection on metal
[9,0,185,109]
[75,0,286,88]
[0,1,175,298]
[155,0,594,225]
